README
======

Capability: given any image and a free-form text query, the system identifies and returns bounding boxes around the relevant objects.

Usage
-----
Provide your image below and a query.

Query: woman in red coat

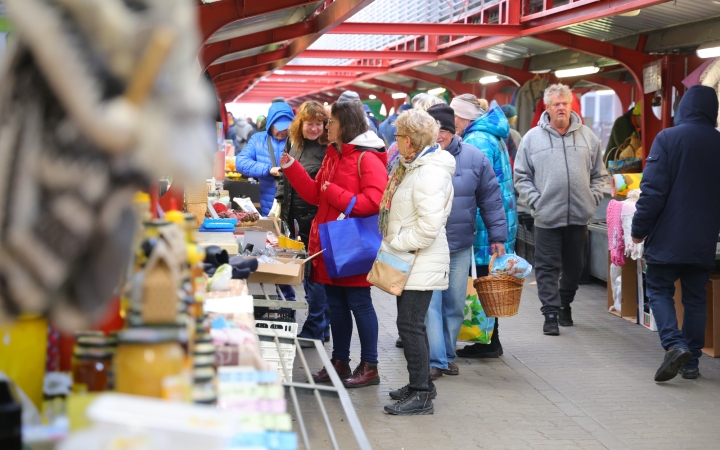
[281,100,388,388]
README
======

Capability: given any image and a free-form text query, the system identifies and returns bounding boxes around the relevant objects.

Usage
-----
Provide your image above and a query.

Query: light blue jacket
[462,106,518,266]
[236,103,295,215]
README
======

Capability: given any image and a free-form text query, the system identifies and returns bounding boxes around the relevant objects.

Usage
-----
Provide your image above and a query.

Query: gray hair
[543,83,573,106]
[413,94,447,111]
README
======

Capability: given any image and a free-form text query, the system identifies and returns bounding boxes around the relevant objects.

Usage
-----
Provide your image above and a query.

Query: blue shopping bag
[319,197,382,278]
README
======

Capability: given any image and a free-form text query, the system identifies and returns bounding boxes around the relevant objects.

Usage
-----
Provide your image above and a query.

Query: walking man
[631,85,720,382]
[514,84,606,335]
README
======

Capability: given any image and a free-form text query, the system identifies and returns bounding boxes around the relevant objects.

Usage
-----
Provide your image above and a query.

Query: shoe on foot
[559,305,574,327]
[654,348,692,382]
[395,336,403,348]
[342,361,380,388]
[455,341,503,358]
[543,313,560,336]
[311,358,351,383]
[429,367,443,381]
[389,382,437,400]
[441,362,459,376]
[385,390,434,415]
[679,366,700,380]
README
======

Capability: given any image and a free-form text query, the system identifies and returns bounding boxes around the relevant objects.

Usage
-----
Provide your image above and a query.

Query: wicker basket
[472,254,524,317]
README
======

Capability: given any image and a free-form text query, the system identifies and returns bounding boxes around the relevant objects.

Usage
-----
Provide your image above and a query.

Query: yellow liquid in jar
[114,342,184,398]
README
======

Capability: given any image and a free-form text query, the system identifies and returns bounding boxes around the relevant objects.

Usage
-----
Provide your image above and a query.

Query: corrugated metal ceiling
[468,37,565,63]
[564,0,720,42]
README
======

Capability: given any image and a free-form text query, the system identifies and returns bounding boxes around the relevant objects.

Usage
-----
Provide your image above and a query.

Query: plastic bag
[609,264,622,312]
[457,256,494,343]
[490,254,532,279]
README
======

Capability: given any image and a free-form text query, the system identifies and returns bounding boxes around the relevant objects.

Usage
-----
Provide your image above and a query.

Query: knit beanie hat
[427,104,456,135]
[500,104,517,118]
[337,90,361,103]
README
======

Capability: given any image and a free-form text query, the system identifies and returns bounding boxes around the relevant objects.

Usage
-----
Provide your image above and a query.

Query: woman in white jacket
[379,109,455,416]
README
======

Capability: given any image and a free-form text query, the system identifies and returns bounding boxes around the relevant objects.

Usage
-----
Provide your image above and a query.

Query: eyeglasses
[393,134,407,141]
[327,119,337,125]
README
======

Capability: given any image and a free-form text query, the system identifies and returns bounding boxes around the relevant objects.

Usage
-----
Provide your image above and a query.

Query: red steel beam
[279,65,391,73]
[399,69,477,96]
[364,78,411,93]
[301,49,438,60]
[448,55,533,85]
[201,19,318,71]
[520,0,672,31]
[209,48,288,82]
[220,0,374,101]
[198,0,319,44]
[264,74,359,82]
[330,22,522,36]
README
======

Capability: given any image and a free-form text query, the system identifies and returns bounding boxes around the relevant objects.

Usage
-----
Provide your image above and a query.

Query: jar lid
[76,335,109,348]
[143,220,171,227]
[195,335,212,345]
[118,328,181,344]
[74,346,113,359]
[74,331,104,339]
[193,354,215,367]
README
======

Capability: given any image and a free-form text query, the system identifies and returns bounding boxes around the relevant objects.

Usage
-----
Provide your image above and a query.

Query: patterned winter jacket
[461,106,518,266]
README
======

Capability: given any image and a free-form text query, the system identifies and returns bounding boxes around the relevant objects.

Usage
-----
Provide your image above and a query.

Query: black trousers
[396,290,433,391]
[534,225,588,315]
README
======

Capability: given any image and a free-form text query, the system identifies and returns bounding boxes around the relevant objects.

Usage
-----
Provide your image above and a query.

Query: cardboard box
[246,252,322,286]
[673,275,720,357]
[607,252,639,323]
[235,218,281,235]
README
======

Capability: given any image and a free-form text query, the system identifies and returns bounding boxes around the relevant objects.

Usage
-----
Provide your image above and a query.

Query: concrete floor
[288,279,720,450]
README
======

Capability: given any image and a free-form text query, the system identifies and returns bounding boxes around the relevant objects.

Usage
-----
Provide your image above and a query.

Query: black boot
[395,336,403,348]
[384,390,434,415]
[455,319,503,358]
[389,380,437,400]
[559,305,573,327]
[543,313,559,336]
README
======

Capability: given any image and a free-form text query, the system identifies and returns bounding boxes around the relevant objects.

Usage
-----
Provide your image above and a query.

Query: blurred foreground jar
[115,328,184,398]
[72,333,113,392]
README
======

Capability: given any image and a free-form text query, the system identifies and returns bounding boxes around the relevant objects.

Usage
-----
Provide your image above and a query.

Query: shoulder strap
[267,134,278,167]
[357,151,366,178]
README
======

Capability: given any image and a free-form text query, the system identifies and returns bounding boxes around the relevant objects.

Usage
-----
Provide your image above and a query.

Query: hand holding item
[491,243,506,257]
[279,153,292,166]
[322,181,331,192]
[269,167,281,177]
[632,236,646,244]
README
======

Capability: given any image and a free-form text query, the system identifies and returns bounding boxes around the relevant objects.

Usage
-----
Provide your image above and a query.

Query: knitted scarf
[378,145,437,236]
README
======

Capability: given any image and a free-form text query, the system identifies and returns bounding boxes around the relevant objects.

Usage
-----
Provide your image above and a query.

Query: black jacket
[277,138,326,243]
[632,85,720,268]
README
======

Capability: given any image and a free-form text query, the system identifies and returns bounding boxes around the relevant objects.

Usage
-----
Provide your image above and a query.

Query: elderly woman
[276,101,331,348]
[451,93,517,359]
[280,100,388,389]
[380,109,455,416]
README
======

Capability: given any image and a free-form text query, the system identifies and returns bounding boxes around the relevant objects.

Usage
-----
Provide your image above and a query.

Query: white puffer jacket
[385,146,455,290]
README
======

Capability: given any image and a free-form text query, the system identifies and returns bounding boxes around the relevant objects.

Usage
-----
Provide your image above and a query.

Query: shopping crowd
[232,82,720,415]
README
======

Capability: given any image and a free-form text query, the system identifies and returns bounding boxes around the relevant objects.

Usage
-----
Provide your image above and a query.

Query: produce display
[206,204,260,225]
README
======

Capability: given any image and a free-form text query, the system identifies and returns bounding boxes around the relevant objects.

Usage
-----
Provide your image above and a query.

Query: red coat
[283,142,388,287]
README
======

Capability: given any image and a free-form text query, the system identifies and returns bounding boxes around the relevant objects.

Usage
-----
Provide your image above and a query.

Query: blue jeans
[324,285,378,364]
[424,246,472,370]
[646,263,712,369]
[279,285,295,301]
[298,278,330,340]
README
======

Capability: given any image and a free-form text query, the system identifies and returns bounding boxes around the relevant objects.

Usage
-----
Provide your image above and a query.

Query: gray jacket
[514,111,606,229]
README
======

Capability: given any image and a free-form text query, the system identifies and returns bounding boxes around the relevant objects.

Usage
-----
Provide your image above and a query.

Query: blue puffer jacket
[444,136,507,253]
[462,106,518,266]
[236,103,295,215]
[632,85,720,268]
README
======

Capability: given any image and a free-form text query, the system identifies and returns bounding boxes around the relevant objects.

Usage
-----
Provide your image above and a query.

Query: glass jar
[72,336,112,392]
[115,328,184,398]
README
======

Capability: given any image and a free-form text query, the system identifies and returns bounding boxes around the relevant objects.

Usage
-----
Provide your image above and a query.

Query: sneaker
[389,383,437,400]
[311,358,351,383]
[559,305,574,327]
[679,366,700,380]
[395,336,403,348]
[654,348,692,382]
[342,361,380,388]
[455,342,503,358]
[384,390,434,416]
[543,313,560,336]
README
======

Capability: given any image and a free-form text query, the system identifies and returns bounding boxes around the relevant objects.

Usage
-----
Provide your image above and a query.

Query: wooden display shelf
[607,253,639,323]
